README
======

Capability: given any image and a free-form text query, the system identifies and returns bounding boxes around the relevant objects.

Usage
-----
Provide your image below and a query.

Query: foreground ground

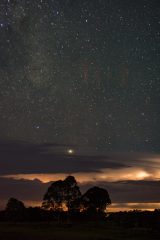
[0,222,160,240]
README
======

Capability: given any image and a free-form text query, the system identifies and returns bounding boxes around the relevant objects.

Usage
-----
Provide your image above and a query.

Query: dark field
[0,222,160,240]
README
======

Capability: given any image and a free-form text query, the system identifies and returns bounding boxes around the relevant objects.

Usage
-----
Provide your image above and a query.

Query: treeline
[0,202,160,230]
[108,210,160,230]
[0,175,160,229]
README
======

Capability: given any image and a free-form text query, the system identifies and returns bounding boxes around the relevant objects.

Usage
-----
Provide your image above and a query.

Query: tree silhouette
[63,176,82,212]
[81,186,111,214]
[5,198,26,221]
[5,198,25,212]
[42,176,81,212]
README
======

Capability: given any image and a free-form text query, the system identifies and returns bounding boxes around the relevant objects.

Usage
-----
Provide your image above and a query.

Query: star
[67,149,74,155]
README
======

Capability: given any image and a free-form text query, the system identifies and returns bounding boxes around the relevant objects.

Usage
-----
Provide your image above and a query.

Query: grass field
[0,222,160,240]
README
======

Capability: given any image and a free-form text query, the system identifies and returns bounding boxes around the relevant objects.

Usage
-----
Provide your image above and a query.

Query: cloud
[1,142,160,178]
[4,166,160,184]
[0,140,128,175]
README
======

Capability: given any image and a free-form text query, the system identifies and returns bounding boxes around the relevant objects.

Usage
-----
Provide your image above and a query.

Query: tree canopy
[5,198,25,212]
[42,176,111,216]
[5,198,26,221]
[81,186,111,213]
[42,176,81,212]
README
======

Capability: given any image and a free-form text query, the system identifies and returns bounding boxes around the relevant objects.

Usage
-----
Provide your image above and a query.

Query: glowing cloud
[3,167,157,183]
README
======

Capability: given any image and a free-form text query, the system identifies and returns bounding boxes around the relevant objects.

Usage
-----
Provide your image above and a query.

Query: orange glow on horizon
[108,202,160,212]
[22,201,160,212]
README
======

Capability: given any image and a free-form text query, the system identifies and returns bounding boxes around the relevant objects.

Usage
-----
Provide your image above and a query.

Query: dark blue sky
[0,0,160,152]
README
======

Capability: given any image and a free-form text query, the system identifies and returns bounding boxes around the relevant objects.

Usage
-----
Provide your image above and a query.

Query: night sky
[0,0,160,211]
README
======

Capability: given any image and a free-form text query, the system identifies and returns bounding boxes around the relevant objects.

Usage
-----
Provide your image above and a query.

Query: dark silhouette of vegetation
[107,209,160,231]
[0,175,160,238]
[0,176,112,223]
[0,176,160,240]
[5,197,25,212]
[5,197,26,222]
[1,203,160,231]
[81,186,111,214]
[42,176,81,212]
[42,176,111,220]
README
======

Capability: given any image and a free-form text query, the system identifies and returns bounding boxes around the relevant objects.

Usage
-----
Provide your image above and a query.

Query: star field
[0,0,160,152]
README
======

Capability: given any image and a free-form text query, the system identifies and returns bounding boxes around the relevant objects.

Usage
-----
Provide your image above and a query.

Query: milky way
[0,0,160,153]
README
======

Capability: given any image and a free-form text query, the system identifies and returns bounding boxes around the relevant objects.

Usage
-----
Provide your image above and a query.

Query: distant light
[67,149,74,154]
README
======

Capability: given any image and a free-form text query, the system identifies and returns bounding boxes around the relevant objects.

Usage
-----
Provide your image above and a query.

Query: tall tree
[42,176,81,212]
[63,176,82,212]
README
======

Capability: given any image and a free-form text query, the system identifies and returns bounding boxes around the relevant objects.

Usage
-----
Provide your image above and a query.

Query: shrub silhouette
[5,197,26,221]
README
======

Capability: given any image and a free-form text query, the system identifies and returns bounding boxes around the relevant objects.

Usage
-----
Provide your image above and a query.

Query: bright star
[67,149,74,154]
